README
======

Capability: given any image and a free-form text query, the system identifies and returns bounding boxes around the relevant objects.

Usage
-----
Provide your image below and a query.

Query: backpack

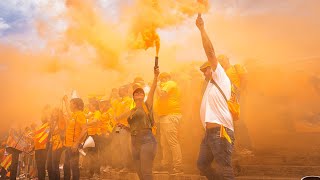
[210,79,240,121]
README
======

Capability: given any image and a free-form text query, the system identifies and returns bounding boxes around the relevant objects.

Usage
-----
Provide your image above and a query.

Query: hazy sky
[1,0,319,56]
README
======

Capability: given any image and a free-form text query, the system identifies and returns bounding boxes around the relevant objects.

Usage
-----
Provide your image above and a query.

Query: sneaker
[170,168,184,175]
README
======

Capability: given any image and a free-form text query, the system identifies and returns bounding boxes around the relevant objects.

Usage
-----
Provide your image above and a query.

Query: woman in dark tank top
[127,66,159,180]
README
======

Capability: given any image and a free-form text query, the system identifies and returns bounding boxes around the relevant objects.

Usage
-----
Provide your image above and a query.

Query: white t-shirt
[200,63,234,131]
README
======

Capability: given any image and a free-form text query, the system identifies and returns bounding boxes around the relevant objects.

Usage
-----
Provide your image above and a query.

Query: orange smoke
[128,26,160,56]
[127,0,161,56]
[63,0,125,70]
[197,0,209,14]
[126,0,210,56]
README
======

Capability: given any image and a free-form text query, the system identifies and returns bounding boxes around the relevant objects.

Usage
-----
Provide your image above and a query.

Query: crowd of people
[0,16,250,180]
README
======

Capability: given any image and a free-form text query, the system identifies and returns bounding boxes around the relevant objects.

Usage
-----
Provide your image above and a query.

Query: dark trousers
[47,148,64,180]
[131,131,157,180]
[8,148,20,180]
[197,127,235,180]
[63,148,80,180]
[35,149,48,180]
[87,135,101,176]
[0,167,7,180]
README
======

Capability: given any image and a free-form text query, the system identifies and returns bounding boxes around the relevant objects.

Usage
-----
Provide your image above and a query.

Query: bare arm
[146,67,160,107]
[115,107,131,122]
[196,15,218,71]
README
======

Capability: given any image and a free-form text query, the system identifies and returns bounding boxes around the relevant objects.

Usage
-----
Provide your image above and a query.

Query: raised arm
[146,67,160,107]
[196,15,218,71]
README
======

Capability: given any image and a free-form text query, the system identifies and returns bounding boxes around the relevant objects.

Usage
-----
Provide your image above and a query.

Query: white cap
[70,90,80,100]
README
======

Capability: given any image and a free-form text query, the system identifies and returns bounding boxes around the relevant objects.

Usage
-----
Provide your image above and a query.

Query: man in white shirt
[196,15,235,180]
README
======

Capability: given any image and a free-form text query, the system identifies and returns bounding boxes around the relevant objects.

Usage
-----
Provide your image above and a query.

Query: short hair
[70,98,84,111]
[89,99,100,110]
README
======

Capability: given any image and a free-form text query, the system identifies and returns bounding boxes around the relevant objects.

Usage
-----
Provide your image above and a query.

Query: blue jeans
[197,127,235,180]
[131,130,157,180]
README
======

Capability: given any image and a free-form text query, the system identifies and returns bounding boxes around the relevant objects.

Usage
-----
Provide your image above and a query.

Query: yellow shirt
[111,97,120,110]
[115,96,133,126]
[87,111,102,136]
[157,80,181,116]
[225,64,247,88]
[101,108,116,134]
[52,114,66,150]
[52,128,63,151]
[65,111,86,147]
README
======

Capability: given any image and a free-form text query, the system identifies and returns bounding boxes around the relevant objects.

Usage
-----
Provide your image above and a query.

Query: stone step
[236,176,299,180]
[237,165,320,177]
[96,171,303,180]
[101,172,207,180]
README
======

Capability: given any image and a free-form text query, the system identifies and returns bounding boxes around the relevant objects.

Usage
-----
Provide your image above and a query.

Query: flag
[6,129,26,151]
[34,123,50,145]
[0,154,12,170]
[220,125,232,144]
[6,134,17,148]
